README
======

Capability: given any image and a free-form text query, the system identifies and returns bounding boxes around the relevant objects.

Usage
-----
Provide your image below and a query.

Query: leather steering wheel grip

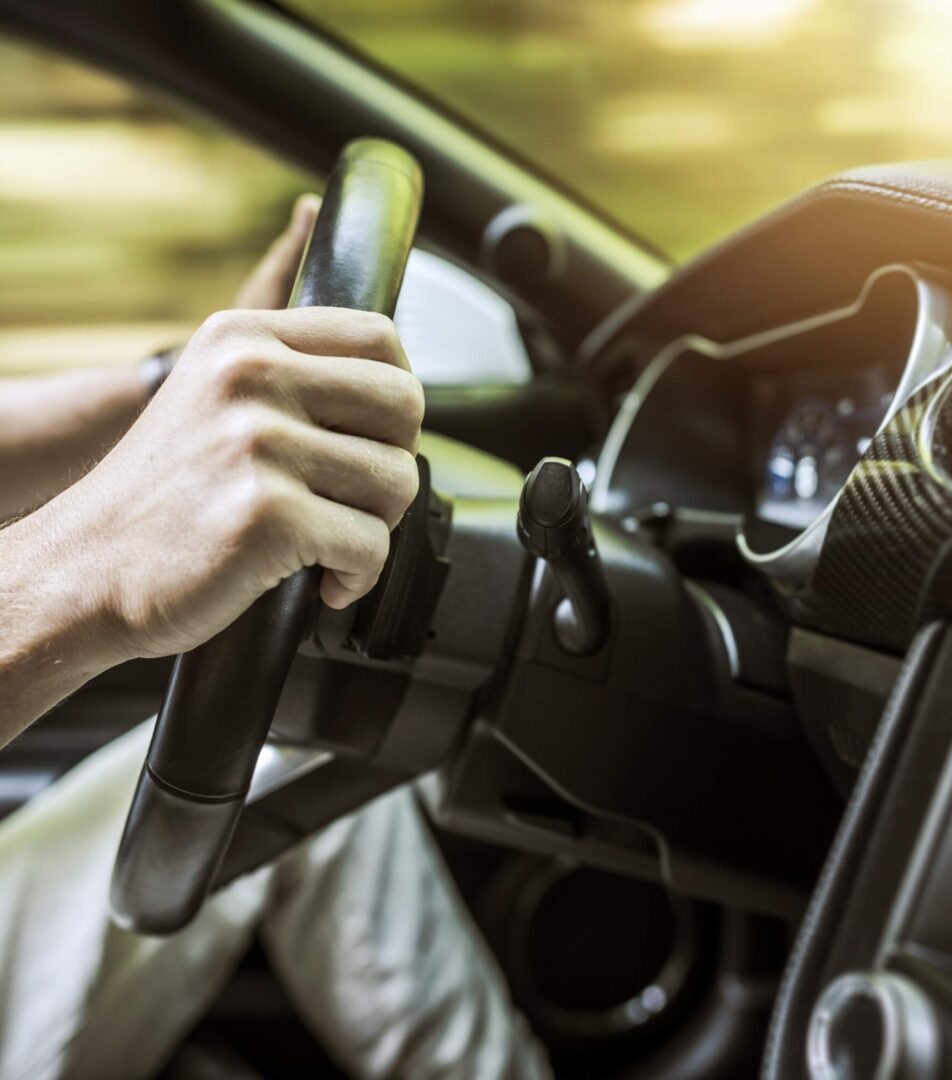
[110,139,423,935]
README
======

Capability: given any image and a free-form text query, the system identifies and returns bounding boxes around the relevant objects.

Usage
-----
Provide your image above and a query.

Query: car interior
[3,1,952,1077]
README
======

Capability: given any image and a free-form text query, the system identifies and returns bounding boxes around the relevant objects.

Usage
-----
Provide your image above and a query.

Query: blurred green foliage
[3,0,952,372]
[298,0,952,257]
[0,39,306,371]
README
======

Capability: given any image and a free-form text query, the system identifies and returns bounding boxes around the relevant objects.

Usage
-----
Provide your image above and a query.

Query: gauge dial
[763,400,850,528]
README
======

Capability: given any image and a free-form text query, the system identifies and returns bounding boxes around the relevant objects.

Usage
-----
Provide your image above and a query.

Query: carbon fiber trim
[595,262,952,654]
[738,266,952,584]
[794,371,952,652]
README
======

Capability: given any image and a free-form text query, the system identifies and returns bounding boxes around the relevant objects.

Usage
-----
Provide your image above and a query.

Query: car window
[0,36,531,387]
[0,37,307,376]
[285,0,952,262]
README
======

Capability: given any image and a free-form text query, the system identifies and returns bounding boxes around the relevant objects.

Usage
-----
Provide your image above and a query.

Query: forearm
[0,363,148,520]
[0,494,129,745]
[0,303,421,743]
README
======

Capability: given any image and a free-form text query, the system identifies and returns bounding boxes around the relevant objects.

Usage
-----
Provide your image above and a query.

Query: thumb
[233,192,321,310]
[289,192,321,248]
[265,192,321,282]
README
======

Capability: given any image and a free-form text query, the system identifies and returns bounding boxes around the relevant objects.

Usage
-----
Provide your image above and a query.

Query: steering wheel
[110,138,424,933]
[111,138,840,947]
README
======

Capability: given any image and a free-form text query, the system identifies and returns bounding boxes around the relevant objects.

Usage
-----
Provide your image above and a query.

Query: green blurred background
[2,0,952,373]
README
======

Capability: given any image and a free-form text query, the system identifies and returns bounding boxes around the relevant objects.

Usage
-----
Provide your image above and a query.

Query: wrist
[0,494,134,681]
[0,504,130,740]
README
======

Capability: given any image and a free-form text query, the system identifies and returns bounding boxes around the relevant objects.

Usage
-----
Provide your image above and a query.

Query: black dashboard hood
[616,162,952,347]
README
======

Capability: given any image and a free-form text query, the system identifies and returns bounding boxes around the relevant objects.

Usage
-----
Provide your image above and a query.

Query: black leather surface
[111,769,245,934]
[597,163,952,355]
[149,572,316,800]
[110,138,423,934]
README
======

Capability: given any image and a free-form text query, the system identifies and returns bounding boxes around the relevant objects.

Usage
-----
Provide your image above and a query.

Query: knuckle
[364,312,400,357]
[213,348,270,398]
[367,517,392,569]
[392,450,420,511]
[227,406,278,463]
[197,308,245,345]
[230,472,287,540]
[396,372,426,428]
[379,450,418,529]
[350,515,390,574]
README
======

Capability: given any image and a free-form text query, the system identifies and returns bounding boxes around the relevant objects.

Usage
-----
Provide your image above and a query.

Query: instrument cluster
[753,366,896,531]
[592,264,932,589]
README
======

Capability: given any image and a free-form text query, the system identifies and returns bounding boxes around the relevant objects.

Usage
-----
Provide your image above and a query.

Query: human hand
[51,305,423,661]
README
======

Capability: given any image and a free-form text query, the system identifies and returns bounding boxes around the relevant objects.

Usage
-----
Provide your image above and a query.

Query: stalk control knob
[518,457,611,655]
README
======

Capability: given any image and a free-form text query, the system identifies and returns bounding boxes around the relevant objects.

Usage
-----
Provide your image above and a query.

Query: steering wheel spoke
[111,138,425,934]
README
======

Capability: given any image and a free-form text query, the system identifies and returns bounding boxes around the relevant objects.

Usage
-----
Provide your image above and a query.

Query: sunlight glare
[637,0,817,49]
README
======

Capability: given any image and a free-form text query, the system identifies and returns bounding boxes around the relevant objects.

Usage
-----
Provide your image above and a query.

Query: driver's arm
[0,196,321,523]
[0,269,423,749]
[0,364,150,522]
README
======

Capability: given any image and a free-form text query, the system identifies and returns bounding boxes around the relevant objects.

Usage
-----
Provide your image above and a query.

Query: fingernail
[294,193,320,230]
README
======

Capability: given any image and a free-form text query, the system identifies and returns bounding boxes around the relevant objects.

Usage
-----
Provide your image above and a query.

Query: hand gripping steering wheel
[110,138,423,934]
[109,138,832,946]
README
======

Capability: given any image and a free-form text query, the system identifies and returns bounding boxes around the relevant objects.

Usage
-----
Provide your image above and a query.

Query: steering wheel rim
[110,138,423,934]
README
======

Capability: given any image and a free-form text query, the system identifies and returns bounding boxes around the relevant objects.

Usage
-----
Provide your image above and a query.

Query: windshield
[285,0,952,262]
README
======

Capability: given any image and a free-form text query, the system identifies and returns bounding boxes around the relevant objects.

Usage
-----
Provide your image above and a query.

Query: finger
[290,192,321,244]
[260,308,411,371]
[282,354,424,451]
[199,337,422,453]
[283,489,392,606]
[264,193,320,280]
[256,416,419,529]
[321,568,376,610]
[234,193,321,310]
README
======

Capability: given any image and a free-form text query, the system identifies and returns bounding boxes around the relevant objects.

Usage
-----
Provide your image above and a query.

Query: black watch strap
[140,345,180,398]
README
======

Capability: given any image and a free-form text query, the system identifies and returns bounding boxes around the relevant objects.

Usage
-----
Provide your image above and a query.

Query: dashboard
[575,166,952,1073]
[583,259,952,806]
[592,264,931,589]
